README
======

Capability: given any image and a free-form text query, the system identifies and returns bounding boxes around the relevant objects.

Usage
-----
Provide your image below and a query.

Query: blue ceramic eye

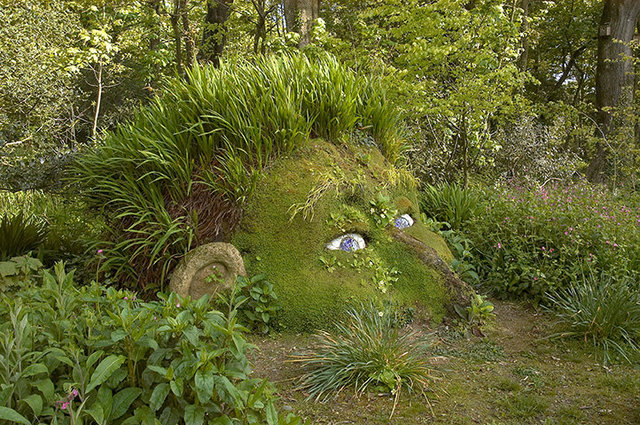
[340,237,358,252]
[394,214,414,229]
[326,234,366,252]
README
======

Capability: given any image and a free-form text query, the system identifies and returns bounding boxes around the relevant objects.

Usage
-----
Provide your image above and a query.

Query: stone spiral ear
[169,243,246,299]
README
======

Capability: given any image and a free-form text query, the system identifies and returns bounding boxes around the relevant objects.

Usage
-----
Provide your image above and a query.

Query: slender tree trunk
[586,0,640,182]
[200,0,234,67]
[182,0,195,68]
[171,0,184,74]
[92,62,103,139]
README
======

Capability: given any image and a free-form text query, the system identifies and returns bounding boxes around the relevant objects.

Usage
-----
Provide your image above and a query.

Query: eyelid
[326,234,366,252]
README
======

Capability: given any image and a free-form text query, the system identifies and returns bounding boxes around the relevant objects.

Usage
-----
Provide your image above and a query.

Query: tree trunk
[284,0,298,32]
[586,0,640,182]
[283,0,319,47]
[170,0,184,74]
[92,62,103,140]
[200,0,234,67]
[182,0,195,68]
[297,0,319,48]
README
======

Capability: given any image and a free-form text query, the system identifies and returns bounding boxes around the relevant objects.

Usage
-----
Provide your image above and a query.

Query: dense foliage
[466,181,640,299]
[0,262,303,425]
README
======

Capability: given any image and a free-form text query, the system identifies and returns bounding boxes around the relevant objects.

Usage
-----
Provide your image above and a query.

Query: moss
[232,140,455,332]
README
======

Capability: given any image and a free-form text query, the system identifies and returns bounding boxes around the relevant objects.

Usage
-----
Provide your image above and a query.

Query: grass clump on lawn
[546,271,640,364]
[292,303,433,417]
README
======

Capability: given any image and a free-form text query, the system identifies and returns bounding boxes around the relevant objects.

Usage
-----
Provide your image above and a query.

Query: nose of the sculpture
[388,227,473,313]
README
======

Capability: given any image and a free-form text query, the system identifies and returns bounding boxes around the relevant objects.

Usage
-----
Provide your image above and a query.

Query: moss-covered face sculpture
[233,140,469,332]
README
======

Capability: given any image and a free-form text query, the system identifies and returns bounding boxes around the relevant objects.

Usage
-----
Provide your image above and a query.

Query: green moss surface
[232,140,453,332]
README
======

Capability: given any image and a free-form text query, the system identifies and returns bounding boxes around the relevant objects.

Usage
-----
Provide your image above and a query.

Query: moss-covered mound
[232,140,456,332]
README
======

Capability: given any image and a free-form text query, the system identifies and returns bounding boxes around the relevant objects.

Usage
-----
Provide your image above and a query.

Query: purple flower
[61,402,69,410]
[97,249,104,255]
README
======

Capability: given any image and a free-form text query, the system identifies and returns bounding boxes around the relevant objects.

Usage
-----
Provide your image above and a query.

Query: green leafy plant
[454,294,495,328]
[0,213,47,261]
[0,262,304,424]
[231,274,281,334]
[369,193,398,228]
[466,181,640,299]
[0,302,57,424]
[318,255,342,273]
[0,256,43,292]
[421,183,479,230]
[546,272,640,364]
[292,303,433,418]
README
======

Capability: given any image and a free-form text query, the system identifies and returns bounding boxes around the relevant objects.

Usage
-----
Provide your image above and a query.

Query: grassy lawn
[249,301,640,424]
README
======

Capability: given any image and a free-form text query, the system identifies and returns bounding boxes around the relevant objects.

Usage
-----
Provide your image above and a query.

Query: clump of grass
[292,303,433,417]
[420,183,479,230]
[74,53,403,288]
[0,212,47,260]
[546,272,640,364]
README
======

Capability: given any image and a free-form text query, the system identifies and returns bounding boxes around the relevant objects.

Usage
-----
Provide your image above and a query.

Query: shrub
[0,263,304,424]
[0,212,47,261]
[292,303,433,417]
[0,255,42,292]
[232,274,281,335]
[74,53,403,288]
[546,272,640,364]
[420,183,479,230]
[467,181,640,299]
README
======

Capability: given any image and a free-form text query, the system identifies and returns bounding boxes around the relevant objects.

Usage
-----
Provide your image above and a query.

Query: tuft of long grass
[546,272,640,364]
[0,212,47,260]
[292,304,433,417]
[421,183,479,230]
[73,53,403,288]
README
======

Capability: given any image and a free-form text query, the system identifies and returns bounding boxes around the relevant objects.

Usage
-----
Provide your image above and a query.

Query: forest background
[2,0,640,192]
